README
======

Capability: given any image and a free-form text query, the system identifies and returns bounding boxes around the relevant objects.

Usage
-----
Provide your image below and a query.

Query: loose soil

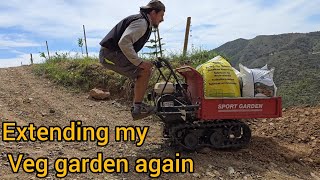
[0,66,319,180]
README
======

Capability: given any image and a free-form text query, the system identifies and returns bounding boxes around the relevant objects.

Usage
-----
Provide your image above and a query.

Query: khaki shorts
[99,47,142,80]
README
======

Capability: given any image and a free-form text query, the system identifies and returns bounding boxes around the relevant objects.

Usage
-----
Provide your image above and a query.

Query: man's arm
[118,18,148,66]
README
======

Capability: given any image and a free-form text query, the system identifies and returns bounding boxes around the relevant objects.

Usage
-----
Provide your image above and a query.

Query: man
[99,0,165,120]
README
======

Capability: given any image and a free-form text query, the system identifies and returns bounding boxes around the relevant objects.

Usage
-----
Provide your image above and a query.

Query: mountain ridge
[213,31,320,107]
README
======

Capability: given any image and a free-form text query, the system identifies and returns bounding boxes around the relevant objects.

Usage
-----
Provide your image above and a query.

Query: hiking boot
[131,103,156,120]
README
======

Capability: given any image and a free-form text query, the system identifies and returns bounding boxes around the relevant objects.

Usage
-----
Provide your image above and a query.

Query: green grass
[278,78,320,107]
[32,54,128,97]
[165,48,220,67]
[32,50,319,107]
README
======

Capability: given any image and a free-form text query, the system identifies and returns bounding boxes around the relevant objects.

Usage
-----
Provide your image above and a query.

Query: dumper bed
[176,66,282,120]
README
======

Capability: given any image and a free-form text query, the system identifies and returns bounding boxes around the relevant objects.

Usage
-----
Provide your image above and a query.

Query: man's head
[140,0,165,28]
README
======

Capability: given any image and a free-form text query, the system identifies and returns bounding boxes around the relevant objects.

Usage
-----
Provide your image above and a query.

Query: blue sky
[0,0,319,67]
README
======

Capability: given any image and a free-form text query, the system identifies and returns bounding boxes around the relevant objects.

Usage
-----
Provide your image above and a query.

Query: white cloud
[161,0,320,50]
[0,53,44,68]
[86,38,101,48]
[1,0,318,42]
[0,0,319,67]
[0,39,40,48]
[0,34,41,48]
[0,50,100,68]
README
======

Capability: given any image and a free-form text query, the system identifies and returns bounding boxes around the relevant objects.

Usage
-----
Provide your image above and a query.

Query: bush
[32,50,319,107]
[33,53,129,98]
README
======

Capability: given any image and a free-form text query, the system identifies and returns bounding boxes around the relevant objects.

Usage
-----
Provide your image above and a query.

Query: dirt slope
[0,66,319,180]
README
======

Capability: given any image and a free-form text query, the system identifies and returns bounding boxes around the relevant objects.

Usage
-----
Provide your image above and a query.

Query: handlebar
[153,57,172,69]
[152,57,192,104]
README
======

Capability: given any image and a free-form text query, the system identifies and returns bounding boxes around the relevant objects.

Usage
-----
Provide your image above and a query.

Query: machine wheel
[168,120,252,150]
[183,133,198,150]
[209,129,224,147]
[228,125,242,138]
[238,124,251,148]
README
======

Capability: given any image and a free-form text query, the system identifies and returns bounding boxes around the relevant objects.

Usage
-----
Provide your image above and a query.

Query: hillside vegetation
[33,32,320,107]
[214,31,320,107]
[32,50,218,100]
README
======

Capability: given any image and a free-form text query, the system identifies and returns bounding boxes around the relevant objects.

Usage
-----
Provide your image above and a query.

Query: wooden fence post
[157,28,163,57]
[183,17,191,57]
[83,25,89,58]
[46,41,50,59]
[30,53,33,65]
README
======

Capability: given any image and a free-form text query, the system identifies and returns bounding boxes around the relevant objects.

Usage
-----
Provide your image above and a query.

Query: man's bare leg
[134,68,151,102]
[132,68,154,120]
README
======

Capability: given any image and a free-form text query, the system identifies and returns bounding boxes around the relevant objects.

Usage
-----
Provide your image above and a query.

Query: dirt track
[0,66,319,180]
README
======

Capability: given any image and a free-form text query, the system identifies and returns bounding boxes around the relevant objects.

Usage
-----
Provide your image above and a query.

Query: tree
[78,38,84,55]
[39,52,46,59]
[143,28,165,59]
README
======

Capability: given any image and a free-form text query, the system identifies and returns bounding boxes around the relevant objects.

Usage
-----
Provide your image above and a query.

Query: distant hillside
[213,31,320,107]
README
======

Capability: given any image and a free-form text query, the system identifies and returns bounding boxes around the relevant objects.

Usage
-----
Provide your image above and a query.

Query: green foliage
[32,52,128,95]
[39,52,46,59]
[33,43,319,108]
[167,48,220,67]
[214,31,320,107]
[78,38,84,54]
[143,28,164,58]
[278,78,320,107]
[32,49,219,99]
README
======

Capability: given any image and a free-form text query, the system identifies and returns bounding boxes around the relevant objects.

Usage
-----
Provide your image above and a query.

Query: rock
[213,170,221,176]
[49,109,55,113]
[304,111,310,116]
[312,110,317,115]
[243,174,253,180]
[23,98,33,103]
[269,123,274,126]
[310,172,320,180]
[206,171,216,178]
[192,173,201,178]
[228,167,235,175]
[262,119,267,123]
[269,162,277,168]
[297,127,303,131]
[198,147,211,154]
[311,136,316,140]
[1,156,7,161]
[292,118,299,122]
[311,142,317,148]
[112,101,122,108]
[4,162,10,166]
[89,88,110,100]
[305,158,314,163]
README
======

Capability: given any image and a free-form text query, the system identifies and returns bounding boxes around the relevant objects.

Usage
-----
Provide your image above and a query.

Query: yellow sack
[196,56,241,98]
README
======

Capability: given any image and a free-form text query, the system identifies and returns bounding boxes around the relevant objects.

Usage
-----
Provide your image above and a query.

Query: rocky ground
[0,66,319,180]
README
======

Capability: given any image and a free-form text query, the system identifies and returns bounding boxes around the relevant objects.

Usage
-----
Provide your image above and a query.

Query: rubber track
[169,120,252,151]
